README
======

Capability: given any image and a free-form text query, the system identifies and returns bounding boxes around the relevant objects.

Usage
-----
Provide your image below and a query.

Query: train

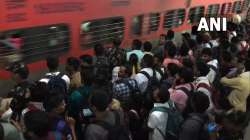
[0,0,250,94]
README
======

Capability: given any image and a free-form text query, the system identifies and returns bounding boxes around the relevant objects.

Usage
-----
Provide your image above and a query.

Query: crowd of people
[0,19,250,140]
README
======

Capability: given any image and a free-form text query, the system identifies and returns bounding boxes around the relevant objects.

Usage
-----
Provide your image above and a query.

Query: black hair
[245,59,250,71]
[123,64,133,77]
[113,38,122,47]
[141,54,154,68]
[191,91,210,113]
[132,39,142,50]
[46,56,59,72]
[178,67,194,83]
[182,58,194,69]
[94,43,105,56]
[196,60,210,76]
[210,31,218,40]
[179,44,190,57]
[201,48,212,57]
[154,54,164,64]
[80,54,93,65]
[167,63,179,76]
[191,25,198,35]
[44,94,64,112]
[221,51,232,63]
[166,30,175,40]
[15,65,29,79]
[81,66,94,86]
[90,89,110,112]
[165,41,177,58]
[143,41,152,52]
[67,57,80,71]
[157,84,170,103]
[24,111,49,137]
[224,111,248,127]
[129,53,139,74]
[30,82,49,102]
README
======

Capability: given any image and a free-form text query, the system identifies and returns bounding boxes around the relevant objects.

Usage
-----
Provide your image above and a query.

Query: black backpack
[93,111,131,140]
[46,73,67,95]
[140,69,161,98]
[150,101,184,140]
[187,115,210,140]
[123,79,143,112]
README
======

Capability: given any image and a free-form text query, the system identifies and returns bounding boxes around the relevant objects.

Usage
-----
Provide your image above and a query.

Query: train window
[188,6,205,24]
[0,24,70,65]
[80,17,125,48]
[164,9,185,29]
[131,15,144,35]
[207,4,220,17]
[232,1,242,14]
[242,0,250,11]
[221,3,232,15]
[149,13,160,32]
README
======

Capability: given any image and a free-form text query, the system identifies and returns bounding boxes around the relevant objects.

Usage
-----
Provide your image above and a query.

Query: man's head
[166,30,175,40]
[132,39,142,50]
[90,89,111,112]
[152,84,170,103]
[141,54,154,68]
[159,34,166,45]
[23,111,49,139]
[195,60,210,77]
[143,41,152,52]
[113,38,122,48]
[201,48,213,62]
[118,65,132,78]
[7,63,29,83]
[46,56,59,72]
[191,91,210,113]
[94,43,105,56]
[167,63,179,77]
[154,54,164,67]
[176,67,194,84]
[44,94,66,114]
[66,57,80,75]
[165,41,176,58]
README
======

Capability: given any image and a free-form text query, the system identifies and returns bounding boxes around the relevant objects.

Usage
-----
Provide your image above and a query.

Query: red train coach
[0,0,249,83]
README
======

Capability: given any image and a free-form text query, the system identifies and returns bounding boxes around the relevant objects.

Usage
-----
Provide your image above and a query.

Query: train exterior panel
[0,0,249,82]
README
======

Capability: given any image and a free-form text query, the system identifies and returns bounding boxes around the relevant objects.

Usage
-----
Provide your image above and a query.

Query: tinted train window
[242,0,250,11]
[164,9,185,29]
[188,6,205,24]
[0,24,70,65]
[131,15,144,35]
[207,4,220,17]
[149,13,160,32]
[80,17,125,48]
[232,1,242,14]
[221,3,232,15]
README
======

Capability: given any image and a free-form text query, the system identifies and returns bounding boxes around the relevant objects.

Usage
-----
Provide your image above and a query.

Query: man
[6,63,31,121]
[112,65,139,109]
[127,39,144,63]
[220,59,250,112]
[152,34,166,59]
[84,89,127,140]
[65,57,82,90]
[200,48,219,84]
[134,54,163,93]
[40,56,70,91]
[106,39,126,69]
[143,41,153,56]
[179,91,210,140]
[147,84,172,140]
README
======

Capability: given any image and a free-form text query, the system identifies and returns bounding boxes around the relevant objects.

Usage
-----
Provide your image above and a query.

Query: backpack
[93,111,130,140]
[46,73,67,95]
[150,101,184,140]
[187,115,210,140]
[140,69,161,99]
[123,79,143,112]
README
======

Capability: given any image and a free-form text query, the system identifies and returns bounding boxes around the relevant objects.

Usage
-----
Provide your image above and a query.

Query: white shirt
[39,72,70,90]
[195,76,214,111]
[148,102,171,140]
[207,59,219,84]
[112,66,120,83]
[134,68,162,93]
